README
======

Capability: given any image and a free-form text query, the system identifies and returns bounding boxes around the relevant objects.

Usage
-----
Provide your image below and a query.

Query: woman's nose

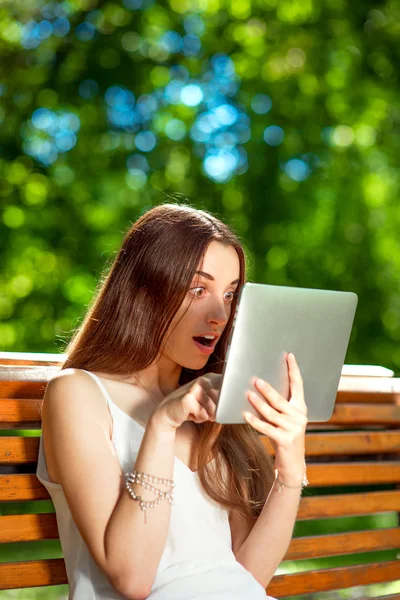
[207,299,229,326]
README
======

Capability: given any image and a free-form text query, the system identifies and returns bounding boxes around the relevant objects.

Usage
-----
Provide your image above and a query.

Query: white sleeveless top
[36,370,271,599]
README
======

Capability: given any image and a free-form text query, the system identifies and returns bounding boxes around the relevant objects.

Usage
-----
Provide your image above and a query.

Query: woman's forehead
[197,242,240,281]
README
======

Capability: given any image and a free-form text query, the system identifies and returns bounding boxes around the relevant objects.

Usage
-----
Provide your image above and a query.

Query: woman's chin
[180,354,211,370]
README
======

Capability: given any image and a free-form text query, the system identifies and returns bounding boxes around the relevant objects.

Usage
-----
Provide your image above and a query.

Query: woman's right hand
[152,374,222,430]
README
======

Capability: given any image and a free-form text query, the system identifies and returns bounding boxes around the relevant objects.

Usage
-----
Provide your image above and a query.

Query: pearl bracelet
[124,470,175,523]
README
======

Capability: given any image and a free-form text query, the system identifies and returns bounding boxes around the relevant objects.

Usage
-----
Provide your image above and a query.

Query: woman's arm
[104,413,177,599]
[231,352,308,588]
[43,371,177,600]
[45,370,218,600]
[231,478,303,588]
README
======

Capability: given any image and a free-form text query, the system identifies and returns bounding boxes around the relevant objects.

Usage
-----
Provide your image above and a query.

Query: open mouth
[193,336,215,348]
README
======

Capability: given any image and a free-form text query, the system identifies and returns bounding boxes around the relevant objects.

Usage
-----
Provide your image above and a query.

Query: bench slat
[2,508,399,560]
[0,382,48,399]
[0,514,59,543]
[0,490,398,541]
[267,561,400,597]
[1,437,40,464]
[0,399,42,429]
[3,430,400,467]
[336,392,399,404]
[0,491,398,535]
[285,527,400,560]
[298,490,400,519]
[329,404,400,424]
[307,461,400,485]
[0,559,67,589]
[1,399,398,427]
[1,373,400,398]
[0,559,398,594]
[1,464,399,502]
[263,431,400,456]
[0,475,49,501]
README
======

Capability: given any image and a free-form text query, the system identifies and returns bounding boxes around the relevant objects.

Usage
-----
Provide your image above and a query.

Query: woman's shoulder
[44,368,112,430]
[48,367,89,387]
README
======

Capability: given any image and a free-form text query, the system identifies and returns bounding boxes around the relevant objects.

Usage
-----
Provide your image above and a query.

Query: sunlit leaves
[0,0,400,372]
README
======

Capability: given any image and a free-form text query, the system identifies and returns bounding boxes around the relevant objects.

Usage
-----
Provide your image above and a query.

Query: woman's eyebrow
[195,270,240,285]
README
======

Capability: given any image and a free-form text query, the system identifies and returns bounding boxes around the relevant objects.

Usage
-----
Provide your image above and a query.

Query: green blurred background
[0,0,399,598]
[1,0,399,372]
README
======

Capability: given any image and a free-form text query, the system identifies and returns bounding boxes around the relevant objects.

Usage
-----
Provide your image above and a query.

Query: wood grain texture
[0,399,42,428]
[0,382,46,400]
[267,561,400,597]
[0,436,40,464]
[327,403,400,425]
[261,431,400,456]
[3,430,399,466]
[336,391,399,404]
[298,490,400,519]
[1,464,399,502]
[1,491,399,541]
[0,559,67,589]
[0,474,49,501]
[0,513,59,543]
[285,527,400,560]
[306,461,400,486]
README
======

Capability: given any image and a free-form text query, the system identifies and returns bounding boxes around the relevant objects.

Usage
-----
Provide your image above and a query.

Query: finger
[243,410,284,443]
[287,353,307,412]
[254,379,291,416]
[202,373,223,394]
[189,384,216,420]
[248,391,288,428]
[185,392,211,422]
[196,377,219,406]
[206,373,223,391]
[254,377,305,420]
[206,387,219,404]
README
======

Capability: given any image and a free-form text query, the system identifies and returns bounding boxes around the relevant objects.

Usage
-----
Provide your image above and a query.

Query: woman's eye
[190,286,206,297]
[224,291,237,302]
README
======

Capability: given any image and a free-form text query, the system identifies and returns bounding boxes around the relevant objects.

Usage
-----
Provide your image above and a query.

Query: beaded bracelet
[124,470,175,523]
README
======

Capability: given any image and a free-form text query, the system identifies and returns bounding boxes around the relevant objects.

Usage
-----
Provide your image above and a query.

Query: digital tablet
[215,283,358,423]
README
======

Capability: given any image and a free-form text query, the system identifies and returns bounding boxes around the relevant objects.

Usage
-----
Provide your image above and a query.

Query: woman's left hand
[243,352,308,486]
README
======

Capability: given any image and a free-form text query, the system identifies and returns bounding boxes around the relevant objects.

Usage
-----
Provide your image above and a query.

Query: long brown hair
[63,203,275,519]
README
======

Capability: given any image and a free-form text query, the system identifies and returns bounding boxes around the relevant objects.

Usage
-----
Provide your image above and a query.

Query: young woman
[37,203,308,600]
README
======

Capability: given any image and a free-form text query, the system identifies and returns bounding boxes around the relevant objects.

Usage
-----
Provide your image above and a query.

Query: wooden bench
[1,352,399,598]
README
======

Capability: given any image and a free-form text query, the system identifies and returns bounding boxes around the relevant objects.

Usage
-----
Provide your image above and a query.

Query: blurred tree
[0,0,399,371]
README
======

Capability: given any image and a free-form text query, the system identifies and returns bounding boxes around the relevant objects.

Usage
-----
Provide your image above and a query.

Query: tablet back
[216,283,358,423]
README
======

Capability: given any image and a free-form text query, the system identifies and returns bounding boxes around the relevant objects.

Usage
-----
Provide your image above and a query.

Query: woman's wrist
[148,410,177,437]
[274,460,308,489]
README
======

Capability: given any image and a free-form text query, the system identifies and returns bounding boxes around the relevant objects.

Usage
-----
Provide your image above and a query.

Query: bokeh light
[264,125,284,146]
[2,0,400,376]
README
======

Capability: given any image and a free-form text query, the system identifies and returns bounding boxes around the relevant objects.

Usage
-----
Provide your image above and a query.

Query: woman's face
[163,241,241,370]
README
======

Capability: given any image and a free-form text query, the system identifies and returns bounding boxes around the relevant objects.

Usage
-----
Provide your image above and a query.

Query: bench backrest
[1,353,399,597]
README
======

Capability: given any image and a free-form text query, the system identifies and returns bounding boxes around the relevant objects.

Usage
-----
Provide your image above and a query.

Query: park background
[0,0,399,598]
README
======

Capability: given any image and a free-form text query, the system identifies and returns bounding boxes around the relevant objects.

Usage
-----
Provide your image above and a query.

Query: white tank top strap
[80,369,113,411]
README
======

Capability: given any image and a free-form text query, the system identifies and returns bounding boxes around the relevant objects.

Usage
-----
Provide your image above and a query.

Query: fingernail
[256,378,265,387]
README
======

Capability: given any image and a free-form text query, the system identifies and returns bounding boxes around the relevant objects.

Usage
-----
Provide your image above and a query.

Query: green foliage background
[1,3,400,599]
[1,0,399,371]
